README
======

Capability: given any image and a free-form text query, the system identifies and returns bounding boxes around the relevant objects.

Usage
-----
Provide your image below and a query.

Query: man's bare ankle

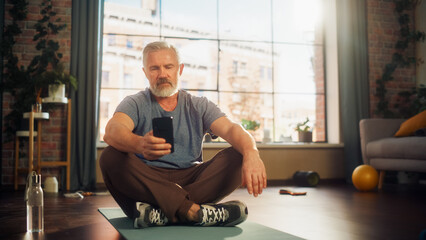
[186,204,201,222]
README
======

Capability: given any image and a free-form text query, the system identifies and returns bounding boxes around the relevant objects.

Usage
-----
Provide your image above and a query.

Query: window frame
[98,0,331,146]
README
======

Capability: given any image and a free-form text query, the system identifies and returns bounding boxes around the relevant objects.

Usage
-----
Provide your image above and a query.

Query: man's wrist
[242,148,259,159]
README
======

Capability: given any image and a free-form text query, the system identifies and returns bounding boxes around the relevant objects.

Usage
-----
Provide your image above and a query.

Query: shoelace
[149,208,168,225]
[202,206,228,224]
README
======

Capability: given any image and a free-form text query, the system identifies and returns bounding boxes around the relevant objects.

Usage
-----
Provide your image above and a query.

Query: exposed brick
[367,0,419,118]
[27,5,41,13]
[2,0,72,186]
[26,13,42,21]
[45,126,65,134]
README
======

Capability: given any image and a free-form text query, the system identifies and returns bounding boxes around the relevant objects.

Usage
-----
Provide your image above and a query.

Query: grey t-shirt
[115,88,225,169]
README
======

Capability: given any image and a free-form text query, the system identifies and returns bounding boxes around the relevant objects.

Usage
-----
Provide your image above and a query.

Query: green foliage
[35,63,78,91]
[241,119,260,131]
[294,117,312,132]
[1,0,76,141]
[375,0,426,118]
[394,84,426,118]
[8,0,28,19]
[30,0,67,76]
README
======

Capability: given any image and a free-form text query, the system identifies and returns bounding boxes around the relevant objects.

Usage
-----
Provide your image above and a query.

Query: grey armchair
[359,118,426,189]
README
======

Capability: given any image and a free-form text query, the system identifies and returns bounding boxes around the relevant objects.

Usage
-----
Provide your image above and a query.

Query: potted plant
[31,0,77,100]
[241,119,260,140]
[241,119,260,131]
[295,117,313,142]
[35,63,78,100]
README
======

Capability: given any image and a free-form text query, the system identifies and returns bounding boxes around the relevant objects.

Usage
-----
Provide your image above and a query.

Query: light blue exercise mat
[98,208,304,240]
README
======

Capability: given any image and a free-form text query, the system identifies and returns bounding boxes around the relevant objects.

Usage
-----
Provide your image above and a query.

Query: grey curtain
[336,0,370,182]
[69,0,104,190]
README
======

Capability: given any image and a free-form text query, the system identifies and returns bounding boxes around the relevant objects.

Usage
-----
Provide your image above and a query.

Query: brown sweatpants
[99,146,243,222]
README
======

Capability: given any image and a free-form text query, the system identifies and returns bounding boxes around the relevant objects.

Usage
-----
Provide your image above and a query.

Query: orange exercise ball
[352,165,379,191]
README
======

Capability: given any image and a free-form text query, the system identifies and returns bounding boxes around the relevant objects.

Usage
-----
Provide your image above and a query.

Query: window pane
[99,89,142,141]
[100,0,328,144]
[161,0,217,39]
[219,0,271,41]
[274,93,325,142]
[104,0,160,36]
[219,41,273,92]
[163,38,218,90]
[273,44,324,94]
[187,91,219,105]
[102,36,160,89]
[220,92,273,142]
[273,0,323,44]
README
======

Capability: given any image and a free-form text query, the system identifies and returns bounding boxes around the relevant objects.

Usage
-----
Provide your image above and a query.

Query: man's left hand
[241,151,267,197]
[209,117,267,197]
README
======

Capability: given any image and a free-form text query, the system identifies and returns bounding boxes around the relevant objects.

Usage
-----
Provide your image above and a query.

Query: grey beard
[150,78,178,97]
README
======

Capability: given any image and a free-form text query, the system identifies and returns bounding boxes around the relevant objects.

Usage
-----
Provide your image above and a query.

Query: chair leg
[14,137,20,191]
[378,170,386,190]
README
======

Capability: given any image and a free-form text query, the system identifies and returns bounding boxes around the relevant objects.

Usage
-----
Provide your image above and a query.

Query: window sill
[97,141,343,149]
[202,142,343,149]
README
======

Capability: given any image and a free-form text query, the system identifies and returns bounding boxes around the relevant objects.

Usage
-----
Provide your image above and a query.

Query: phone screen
[152,117,174,153]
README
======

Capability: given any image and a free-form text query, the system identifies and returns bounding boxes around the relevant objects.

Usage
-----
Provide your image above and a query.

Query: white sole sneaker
[134,202,169,228]
[198,200,248,227]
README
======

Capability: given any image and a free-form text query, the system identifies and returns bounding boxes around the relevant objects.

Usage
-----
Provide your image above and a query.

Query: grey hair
[142,41,181,68]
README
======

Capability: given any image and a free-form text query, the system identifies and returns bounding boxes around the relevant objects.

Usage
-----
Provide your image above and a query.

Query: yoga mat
[98,208,304,240]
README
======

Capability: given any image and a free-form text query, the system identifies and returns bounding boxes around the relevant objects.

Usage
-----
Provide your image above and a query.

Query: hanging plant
[1,0,76,141]
[375,0,425,118]
[394,84,426,117]
[1,0,30,141]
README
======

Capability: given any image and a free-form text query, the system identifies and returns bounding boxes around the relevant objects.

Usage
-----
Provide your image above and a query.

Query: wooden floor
[1,181,426,240]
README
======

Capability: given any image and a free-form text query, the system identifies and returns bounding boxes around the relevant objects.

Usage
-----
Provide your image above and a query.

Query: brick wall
[2,0,72,187]
[367,0,418,118]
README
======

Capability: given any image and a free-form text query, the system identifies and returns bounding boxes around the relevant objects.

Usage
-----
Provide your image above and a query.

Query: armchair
[359,118,426,189]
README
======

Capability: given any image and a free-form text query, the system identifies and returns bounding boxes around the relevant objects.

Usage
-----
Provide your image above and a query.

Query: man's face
[143,49,183,97]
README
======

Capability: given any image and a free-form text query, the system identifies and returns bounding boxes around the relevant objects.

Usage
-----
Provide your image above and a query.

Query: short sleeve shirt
[115,88,226,169]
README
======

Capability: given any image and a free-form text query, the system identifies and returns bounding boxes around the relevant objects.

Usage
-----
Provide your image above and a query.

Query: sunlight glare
[294,0,322,32]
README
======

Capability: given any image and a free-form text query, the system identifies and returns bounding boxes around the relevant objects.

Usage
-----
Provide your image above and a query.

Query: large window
[100,0,325,143]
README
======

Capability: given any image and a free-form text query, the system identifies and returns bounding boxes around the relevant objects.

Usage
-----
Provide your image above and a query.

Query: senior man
[100,41,267,228]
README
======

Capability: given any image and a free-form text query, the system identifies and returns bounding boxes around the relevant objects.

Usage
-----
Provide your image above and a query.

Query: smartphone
[152,117,174,153]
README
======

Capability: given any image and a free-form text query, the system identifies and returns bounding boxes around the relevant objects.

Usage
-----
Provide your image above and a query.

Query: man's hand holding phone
[140,117,174,160]
[141,130,172,160]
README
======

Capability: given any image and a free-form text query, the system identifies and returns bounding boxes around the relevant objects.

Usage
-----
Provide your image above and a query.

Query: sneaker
[134,202,169,228]
[197,200,248,227]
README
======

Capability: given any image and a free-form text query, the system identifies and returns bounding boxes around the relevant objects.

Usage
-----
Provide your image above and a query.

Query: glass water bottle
[26,172,44,232]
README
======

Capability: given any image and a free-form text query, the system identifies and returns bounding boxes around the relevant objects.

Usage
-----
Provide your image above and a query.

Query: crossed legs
[99,146,243,222]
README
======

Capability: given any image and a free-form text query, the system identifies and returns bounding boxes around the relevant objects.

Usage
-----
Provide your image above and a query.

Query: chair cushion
[394,110,426,137]
[366,137,426,160]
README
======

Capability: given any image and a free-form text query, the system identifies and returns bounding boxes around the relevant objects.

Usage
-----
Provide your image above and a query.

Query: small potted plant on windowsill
[295,117,313,142]
[241,119,260,137]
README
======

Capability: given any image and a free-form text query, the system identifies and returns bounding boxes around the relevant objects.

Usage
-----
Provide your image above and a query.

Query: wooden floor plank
[1,181,426,240]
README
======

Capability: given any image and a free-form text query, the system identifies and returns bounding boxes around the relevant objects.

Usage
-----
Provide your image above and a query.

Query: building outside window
[100,0,325,143]
[107,34,116,46]
[102,71,110,86]
[126,39,133,49]
[123,73,133,88]
[232,61,238,75]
